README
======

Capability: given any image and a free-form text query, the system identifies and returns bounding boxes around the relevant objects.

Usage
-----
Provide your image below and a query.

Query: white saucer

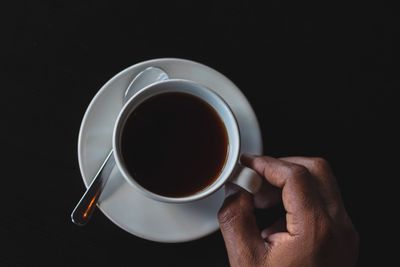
[78,58,262,242]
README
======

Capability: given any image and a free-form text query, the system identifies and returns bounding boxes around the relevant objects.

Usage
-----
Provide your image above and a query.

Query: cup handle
[229,164,263,194]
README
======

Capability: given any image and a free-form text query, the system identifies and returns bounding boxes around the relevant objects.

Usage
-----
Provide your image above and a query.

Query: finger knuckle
[217,192,252,226]
[311,157,331,172]
[287,165,309,178]
[312,214,333,246]
[318,216,332,239]
[217,205,237,226]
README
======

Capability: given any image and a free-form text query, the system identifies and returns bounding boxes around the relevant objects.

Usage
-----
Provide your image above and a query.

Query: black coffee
[121,92,228,197]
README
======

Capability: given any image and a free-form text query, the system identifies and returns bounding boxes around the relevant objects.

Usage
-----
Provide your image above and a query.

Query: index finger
[242,155,322,235]
[279,157,345,219]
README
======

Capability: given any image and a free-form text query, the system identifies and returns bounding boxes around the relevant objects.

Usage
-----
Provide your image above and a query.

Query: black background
[2,1,398,266]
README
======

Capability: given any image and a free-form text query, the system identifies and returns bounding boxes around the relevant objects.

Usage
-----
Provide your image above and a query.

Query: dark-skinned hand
[218,156,359,267]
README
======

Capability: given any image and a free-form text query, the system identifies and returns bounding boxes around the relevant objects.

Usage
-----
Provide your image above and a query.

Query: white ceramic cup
[113,79,262,203]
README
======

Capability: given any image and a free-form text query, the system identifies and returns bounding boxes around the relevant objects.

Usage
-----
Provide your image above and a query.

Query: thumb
[218,189,266,266]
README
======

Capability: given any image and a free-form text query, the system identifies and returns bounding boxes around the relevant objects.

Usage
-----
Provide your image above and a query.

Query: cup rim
[112,79,240,203]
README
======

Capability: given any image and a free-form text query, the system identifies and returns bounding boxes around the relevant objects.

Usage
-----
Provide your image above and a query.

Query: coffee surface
[121,92,228,197]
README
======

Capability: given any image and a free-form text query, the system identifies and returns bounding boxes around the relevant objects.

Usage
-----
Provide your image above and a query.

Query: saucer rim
[77,58,263,242]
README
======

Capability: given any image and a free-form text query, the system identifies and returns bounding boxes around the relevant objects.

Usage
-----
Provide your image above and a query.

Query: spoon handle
[71,151,115,225]
[71,67,169,226]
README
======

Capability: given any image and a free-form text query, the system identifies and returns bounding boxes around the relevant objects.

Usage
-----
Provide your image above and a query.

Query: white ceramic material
[78,58,262,242]
[113,79,262,203]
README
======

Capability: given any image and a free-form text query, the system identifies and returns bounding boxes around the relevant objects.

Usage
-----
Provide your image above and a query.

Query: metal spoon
[71,67,169,226]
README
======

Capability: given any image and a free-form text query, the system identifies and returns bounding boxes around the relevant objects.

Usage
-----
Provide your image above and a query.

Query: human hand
[218,156,359,267]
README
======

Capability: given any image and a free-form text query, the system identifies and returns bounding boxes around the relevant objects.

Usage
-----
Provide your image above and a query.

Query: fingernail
[240,154,255,164]
[261,229,269,239]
